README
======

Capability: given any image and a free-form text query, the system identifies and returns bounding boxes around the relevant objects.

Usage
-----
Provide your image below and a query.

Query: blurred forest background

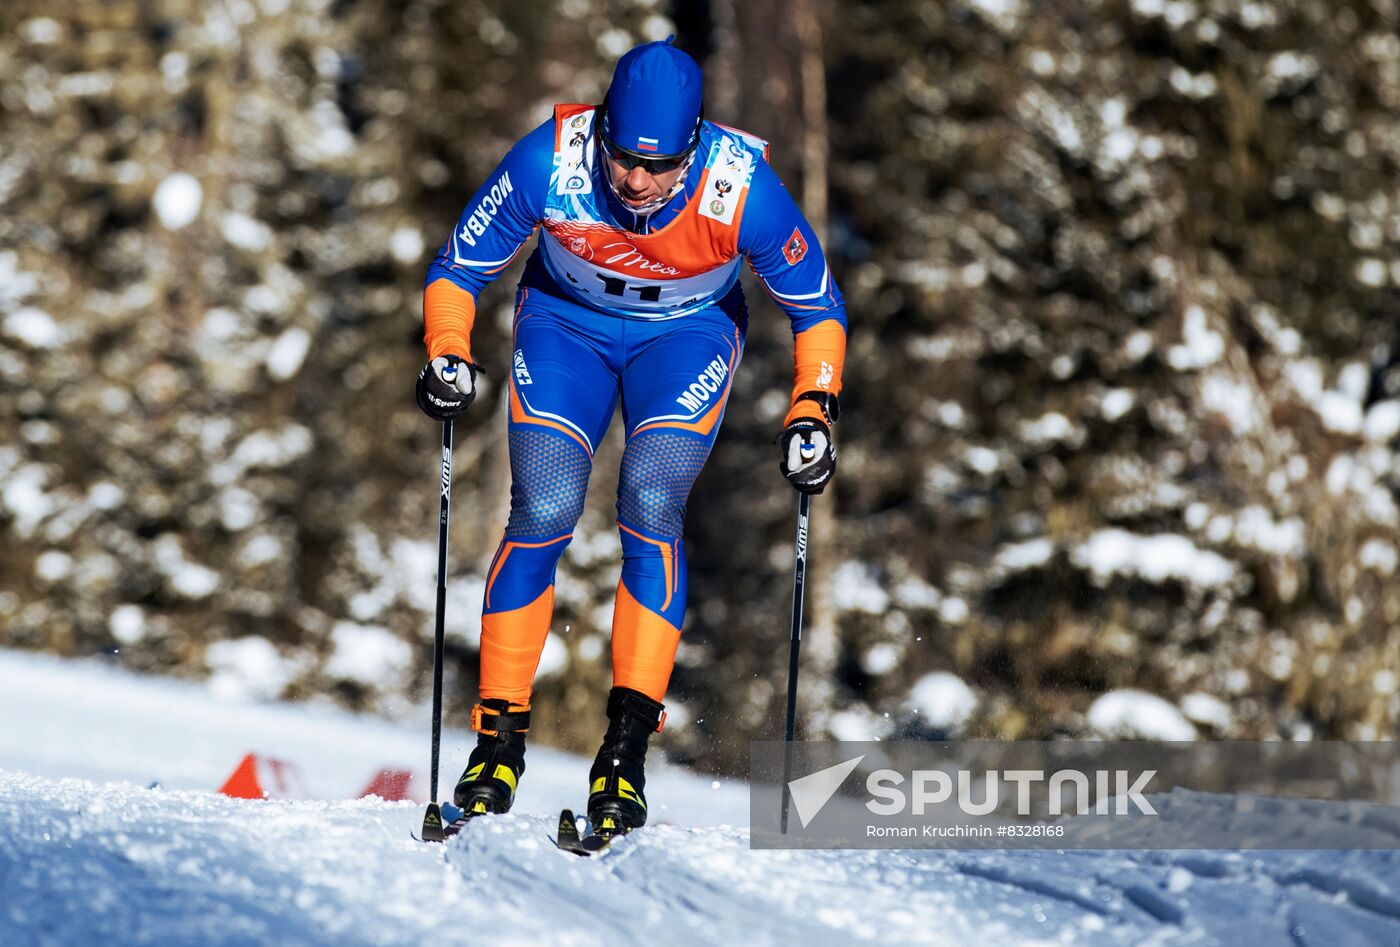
[2,0,1398,775]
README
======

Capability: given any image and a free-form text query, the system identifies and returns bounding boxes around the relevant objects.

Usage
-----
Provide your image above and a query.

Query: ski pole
[780,490,812,834]
[422,418,453,841]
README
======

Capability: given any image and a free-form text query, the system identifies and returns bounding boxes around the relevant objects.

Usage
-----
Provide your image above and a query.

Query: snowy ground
[2,650,1399,946]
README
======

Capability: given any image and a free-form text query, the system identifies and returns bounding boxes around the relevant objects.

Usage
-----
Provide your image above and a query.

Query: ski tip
[555,808,587,855]
[420,802,445,843]
[553,807,623,857]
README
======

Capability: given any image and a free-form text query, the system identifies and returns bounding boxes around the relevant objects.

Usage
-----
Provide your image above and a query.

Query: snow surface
[3,307,62,348]
[220,211,274,252]
[389,226,425,264]
[906,671,979,731]
[1167,305,1224,370]
[2,462,55,538]
[1180,693,1234,731]
[151,534,221,599]
[324,621,412,688]
[1364,400,1400,442]
[3,649,1400,946]
[265,327,311,381]
[1087,689,1198,741]
[152,173,203,230]
[1073,529,1236,589]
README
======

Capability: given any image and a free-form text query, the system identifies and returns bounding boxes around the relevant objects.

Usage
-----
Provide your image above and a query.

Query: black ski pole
[780,491,811,834]
[421,419,454,842]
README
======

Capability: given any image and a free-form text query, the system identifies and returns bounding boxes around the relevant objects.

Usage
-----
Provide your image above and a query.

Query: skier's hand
[778,416,836,495]
[416,354,478,421]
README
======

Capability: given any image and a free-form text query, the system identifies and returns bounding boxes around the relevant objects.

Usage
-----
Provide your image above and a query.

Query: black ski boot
[587,687,666,837]
[453,699,530,816]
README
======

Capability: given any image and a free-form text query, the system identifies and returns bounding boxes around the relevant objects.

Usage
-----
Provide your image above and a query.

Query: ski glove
[416,354,478,421]
[778,416,836,495]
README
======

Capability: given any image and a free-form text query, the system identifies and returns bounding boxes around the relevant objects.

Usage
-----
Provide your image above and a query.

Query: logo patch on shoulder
[783,227,808,266]
[556,110,594,196]
[699,136,755,226]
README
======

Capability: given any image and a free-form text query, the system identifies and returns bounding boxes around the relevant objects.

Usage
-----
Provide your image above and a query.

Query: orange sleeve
[423,278,477,362]
[784,318,846,425]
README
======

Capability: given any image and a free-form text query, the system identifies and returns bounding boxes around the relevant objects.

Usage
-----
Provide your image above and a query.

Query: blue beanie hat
[602,39,703,157]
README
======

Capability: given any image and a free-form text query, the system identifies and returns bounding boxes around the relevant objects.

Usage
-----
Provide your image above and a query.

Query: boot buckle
[471,702,531,735]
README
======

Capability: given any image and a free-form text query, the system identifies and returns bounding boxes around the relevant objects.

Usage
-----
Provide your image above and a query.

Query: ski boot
[453,699,530,816]
[586,687,666,837]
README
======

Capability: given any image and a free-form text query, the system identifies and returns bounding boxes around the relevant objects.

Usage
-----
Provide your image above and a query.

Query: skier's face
[603,149,688,208]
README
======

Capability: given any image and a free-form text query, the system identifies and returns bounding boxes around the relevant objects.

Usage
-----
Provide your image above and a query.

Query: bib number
[596,275,662,303]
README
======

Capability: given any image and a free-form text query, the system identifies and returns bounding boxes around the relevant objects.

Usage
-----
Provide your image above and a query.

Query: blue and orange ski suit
[424,105,847,704]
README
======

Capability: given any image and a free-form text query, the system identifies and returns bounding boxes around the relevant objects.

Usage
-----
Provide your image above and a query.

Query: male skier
[415,39,846,836]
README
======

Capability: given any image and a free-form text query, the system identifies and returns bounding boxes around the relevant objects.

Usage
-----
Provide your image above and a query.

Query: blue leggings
[478,285,744,704]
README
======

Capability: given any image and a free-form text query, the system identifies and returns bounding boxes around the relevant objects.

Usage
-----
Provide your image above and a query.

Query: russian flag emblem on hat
[637,136,660,152]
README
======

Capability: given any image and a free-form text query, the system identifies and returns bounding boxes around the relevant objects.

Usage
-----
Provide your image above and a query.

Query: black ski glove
[778,414,836,495]
[416,354,479,421]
